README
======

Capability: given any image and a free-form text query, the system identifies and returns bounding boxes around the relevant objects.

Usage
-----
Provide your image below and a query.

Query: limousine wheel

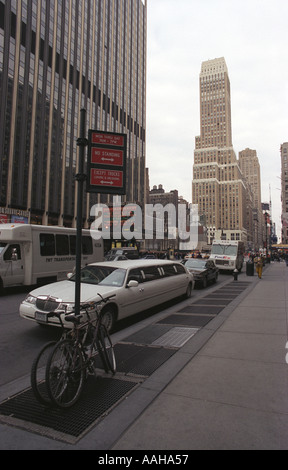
[101,306,116,332]
[185,283,193,298]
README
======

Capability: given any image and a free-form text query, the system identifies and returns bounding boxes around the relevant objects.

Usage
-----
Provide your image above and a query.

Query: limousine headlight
[58,302,75,313]
[25,295,37,305]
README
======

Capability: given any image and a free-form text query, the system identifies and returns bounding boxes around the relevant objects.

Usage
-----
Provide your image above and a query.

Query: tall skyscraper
[192,57,247,243]
[239,148,263,249]
[0,0,147,226]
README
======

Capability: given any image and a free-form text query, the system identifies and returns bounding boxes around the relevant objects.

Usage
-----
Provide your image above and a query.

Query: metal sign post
[75,109,88,316]
[74,123,126,316]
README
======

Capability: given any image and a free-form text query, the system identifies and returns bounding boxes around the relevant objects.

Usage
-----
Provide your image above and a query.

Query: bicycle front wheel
[31,341,57,405]
[98,325,116,374]
[46,339,85,408]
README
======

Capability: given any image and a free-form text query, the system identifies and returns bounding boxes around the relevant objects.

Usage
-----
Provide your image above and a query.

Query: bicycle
[31,341,57,405]
[31,294,116,408]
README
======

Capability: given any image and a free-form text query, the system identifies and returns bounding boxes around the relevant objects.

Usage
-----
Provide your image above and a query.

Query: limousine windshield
[70,265,126,287]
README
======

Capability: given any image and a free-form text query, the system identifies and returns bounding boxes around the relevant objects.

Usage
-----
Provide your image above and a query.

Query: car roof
[109,247,138,251]
[88,259,181,269]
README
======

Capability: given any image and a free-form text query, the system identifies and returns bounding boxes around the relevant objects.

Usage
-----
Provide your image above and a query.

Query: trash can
[246,261,254,276]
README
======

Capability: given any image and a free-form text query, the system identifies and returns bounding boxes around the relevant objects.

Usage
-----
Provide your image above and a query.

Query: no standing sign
[86,130,127,195]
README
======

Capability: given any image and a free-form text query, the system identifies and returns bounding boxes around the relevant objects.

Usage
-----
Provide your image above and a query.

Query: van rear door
[2,244,24,287]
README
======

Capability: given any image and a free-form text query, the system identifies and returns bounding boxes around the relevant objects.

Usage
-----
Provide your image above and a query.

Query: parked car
[181,258,218,288]
[105,255,128,261]
[20,260,194,331]
[105,247,139,260]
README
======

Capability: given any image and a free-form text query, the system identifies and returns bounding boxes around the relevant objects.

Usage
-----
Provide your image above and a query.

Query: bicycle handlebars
[46,293,116,326]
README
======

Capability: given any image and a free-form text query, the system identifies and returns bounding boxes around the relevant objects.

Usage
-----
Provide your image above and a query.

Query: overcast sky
[146,0,288,238]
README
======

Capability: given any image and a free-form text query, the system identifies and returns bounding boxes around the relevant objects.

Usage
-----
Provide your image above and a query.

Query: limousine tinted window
[174,264,186,274]
[142,265,161,282]
[162,264,177,276]
[127,268,144,284]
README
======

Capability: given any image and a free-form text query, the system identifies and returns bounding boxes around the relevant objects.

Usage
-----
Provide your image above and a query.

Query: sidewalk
[0,262,287,450]
[112,262,288,450]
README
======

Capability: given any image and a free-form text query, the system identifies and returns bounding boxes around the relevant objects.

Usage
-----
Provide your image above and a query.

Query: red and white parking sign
[91,133,125,147]
[91,148,124,167]
[87,130,127,195]
[90,169,124,188]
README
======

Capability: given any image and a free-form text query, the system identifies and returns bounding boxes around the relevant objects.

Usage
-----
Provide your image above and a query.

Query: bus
[210,239,245,272]
[0,224,103,291]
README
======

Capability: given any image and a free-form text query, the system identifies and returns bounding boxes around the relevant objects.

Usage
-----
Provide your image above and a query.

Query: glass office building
[0,0,147,226]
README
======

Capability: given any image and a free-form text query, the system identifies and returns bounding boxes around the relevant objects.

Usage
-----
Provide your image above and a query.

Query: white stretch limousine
[20,260,195,331]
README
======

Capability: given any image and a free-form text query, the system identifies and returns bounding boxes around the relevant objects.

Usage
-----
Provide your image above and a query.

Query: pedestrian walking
[254,254,264,279]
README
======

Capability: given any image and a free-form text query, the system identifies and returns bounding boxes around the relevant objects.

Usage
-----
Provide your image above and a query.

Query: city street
[0,273,230,386]
[1,263,287,450]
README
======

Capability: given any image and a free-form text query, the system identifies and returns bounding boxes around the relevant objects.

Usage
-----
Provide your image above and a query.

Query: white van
[210,239,245,272]
[0,224,103,291]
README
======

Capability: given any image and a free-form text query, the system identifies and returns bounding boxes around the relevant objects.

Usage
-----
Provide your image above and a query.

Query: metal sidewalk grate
[215,289,246,294]
[204,293,238,299]
[123,324,173,345]
[218,285,249,291]
[114,343,176,376]
[0,376,138,444]
[157,314,216,327]
[192,298,233,305]
[177,305,224,314]
[151,327,198,347]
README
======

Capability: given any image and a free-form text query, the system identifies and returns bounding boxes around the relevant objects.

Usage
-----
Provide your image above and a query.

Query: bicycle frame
[42,294,116,407]
[31,294,116,408]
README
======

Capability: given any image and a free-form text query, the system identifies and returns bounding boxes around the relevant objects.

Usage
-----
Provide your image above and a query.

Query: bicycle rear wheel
[31,341,57,405]
[46,339,85,408]
[98,325,116,374]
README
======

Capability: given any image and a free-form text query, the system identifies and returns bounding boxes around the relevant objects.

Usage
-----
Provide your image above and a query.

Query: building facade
[147,185,180,253]
[280,142,288,244]
[0,0,147,226]
[238,148,263,249]
[192,57,247,244]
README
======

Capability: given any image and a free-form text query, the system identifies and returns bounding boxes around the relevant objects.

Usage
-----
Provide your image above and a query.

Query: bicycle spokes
[46,340,85,408]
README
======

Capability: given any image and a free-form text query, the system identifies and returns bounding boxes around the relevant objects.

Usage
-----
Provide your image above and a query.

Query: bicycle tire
[98,325,116,374]
[46,339,85,408]
[31,341,57,405]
